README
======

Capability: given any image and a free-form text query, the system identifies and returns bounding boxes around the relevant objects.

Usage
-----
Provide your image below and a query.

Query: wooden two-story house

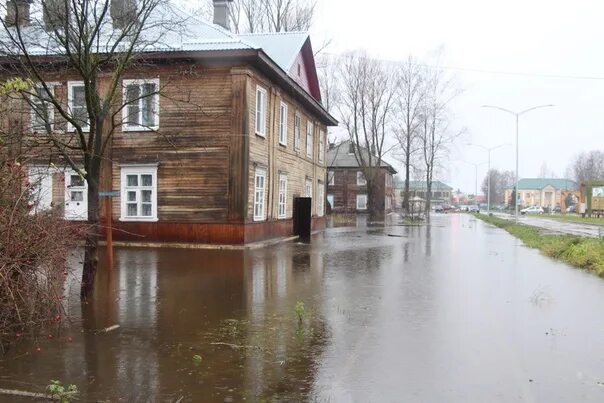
[326,141,397,214]
[6,0,337,245]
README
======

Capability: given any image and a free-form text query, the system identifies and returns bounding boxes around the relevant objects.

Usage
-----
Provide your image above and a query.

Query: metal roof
[515,178,579,191]
[396,180,453,191]
[239,32,309,73]
[327,141,397,174]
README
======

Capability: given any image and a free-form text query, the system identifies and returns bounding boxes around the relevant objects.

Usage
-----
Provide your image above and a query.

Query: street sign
[99,191,120,197]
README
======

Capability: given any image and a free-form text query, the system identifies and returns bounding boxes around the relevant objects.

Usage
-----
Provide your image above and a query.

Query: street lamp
[460,160,487,204]
[467,143,510,214]
[481,104,554,221]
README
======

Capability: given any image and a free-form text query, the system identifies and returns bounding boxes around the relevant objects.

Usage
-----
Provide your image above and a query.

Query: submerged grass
[537,214,604,226]
[476,214,604,276]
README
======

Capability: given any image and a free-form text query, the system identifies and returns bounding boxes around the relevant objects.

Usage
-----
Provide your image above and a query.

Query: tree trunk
[81,158,101,298]
[425,170,432,222]
[402,141,411,212]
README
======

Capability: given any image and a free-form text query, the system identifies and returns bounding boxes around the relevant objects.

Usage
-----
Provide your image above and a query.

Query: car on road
[521,206,544,215]
[468,205,480,213]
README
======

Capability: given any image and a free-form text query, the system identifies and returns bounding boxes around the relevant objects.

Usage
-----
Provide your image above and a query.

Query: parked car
[521,206,544,215]
[566,205,576,213]
[552,206,561,213]
[468,205,480,213]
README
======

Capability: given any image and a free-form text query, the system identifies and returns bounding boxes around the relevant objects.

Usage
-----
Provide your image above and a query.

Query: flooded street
[2,214,604,402]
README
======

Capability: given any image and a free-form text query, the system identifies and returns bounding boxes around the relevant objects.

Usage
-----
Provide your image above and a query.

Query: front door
[65,170,88,221]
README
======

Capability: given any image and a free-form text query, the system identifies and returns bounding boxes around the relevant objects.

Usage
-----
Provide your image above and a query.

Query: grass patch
[476,214,604,276]
[536,214,604,226]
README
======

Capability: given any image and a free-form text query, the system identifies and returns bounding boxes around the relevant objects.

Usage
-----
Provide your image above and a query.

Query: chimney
[111,0,137,29]
[43,0,68,31]
[6,0,32,27]
[213,0,232,30]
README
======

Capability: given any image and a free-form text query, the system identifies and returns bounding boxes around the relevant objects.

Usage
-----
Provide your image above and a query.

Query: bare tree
[337,51,395,218]
[481,169,515,204]
[538,161,557,178]
[0,0,179,297]
[317,53,339,114]
[418,59,463,218]
[567,150,604,183]
[393,56,424,213]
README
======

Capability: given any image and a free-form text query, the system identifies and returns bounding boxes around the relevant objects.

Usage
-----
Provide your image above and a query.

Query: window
[306,121,313,159]
[278,173,287,218]
[31,85,54,131]
[357,171,367,186]
[254,168,266,221]
[120,165,158,221]
[123,79,160,131]
[327,194,335,209]
[348,143,355,154]
[255,86,267,136]
[317,181,324,217]
[294,113,301,151]
[385,174,392,188]
[279,102,288,145]
[319,130,325,163]
[357,194,367,210]
[385,196,391,210]
[68,81,89,131]
[305,178,313,198]
[327,171,335,186]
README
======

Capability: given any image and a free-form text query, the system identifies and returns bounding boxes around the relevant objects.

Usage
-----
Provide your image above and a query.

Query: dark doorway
[293,197,312,242]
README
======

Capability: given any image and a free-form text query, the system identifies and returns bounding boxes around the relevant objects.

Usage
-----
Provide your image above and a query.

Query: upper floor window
[279,102,288,146]
[31,85,54,132]
[306,121,314,159]
[68,81,89,131]
[319,130,325,163]
[305,178,313,198]
[327,171,335,186]
[357,171,367,186]
[294,113,301,151]
[123,79,160,131]
[255,86,267,137]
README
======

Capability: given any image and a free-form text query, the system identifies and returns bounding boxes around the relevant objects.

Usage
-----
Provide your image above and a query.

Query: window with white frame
[327,170,335,186]
[120,165,158,221]
[385,195,391,210]
[317,181,324,217]
[294,113,301,150]
[68,81,89,131]
[357,171,367,186]
[254,168,266,221]
[278,173,287,218]
[31,85,54,131]
[123,79,160,131]
[357,194,367,210]
[255,86,267,136]
[385,174,392,187]
[319,130,325,163]
[305,178,313,198]
[306,121,314,158]
[279,102,288,145]
[327,194,335,209]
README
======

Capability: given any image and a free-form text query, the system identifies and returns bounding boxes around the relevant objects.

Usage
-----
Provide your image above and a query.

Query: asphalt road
[492,212,604,238]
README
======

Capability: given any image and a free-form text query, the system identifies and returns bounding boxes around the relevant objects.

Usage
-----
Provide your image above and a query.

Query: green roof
[516,178,578,191]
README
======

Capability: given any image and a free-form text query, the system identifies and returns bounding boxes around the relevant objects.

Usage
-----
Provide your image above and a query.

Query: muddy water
[2,214,604,402]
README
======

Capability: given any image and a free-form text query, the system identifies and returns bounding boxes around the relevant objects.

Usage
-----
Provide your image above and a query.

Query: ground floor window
[317,181,324,217]
[120,165,158,221]
[357,194,367,210]
[327,194,335,209]
[254,168,266,221]
[278,173,287,219]
[385,195,391,210]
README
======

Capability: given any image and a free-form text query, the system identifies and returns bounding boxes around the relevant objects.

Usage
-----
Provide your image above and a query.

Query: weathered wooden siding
[327,167,392,214]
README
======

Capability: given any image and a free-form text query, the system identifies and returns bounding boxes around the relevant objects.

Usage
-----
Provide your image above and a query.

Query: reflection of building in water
[118,249,158,327]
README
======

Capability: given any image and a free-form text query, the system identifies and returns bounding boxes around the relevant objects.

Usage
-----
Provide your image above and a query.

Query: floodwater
[2,214,604,402]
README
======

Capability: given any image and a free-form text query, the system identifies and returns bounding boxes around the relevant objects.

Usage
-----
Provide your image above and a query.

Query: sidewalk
[490,212,604,238]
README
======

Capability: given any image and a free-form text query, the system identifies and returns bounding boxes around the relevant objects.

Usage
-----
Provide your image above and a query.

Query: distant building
[504,178,579,208]
[393,180,453,208]
[326,141,397,214]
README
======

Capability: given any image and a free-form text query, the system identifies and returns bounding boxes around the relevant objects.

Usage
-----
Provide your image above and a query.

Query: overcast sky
[308,0,604,193]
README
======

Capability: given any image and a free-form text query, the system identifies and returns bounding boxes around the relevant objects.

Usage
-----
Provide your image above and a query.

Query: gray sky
[310,0,604,194]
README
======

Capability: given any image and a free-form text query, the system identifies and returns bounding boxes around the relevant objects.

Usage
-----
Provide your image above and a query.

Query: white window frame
[255,86,268,137]
[357,194,367,210]
[305,178,313,198]
[67,81,89,132]
[319,130,325,163]
[317,181,324,217]
[294,112,301,151]
[279,102,288,146]
[327,194,335,209]
[119,165,158,222]
[278,173,287,219]
[122,78,160,131]
[306,121,314,159]
[30,84,56,132]
[357,171,367,186]
[327,170,335,186]
[254,168,266,221]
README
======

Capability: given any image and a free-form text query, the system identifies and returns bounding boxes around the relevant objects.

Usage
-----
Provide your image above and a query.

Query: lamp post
[460,160,487,205]
[482,104,554,221]
[468,143,509,214]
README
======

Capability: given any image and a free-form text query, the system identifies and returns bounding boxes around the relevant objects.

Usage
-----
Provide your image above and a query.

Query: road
[2,214,604,402]
[493,212,604,238]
